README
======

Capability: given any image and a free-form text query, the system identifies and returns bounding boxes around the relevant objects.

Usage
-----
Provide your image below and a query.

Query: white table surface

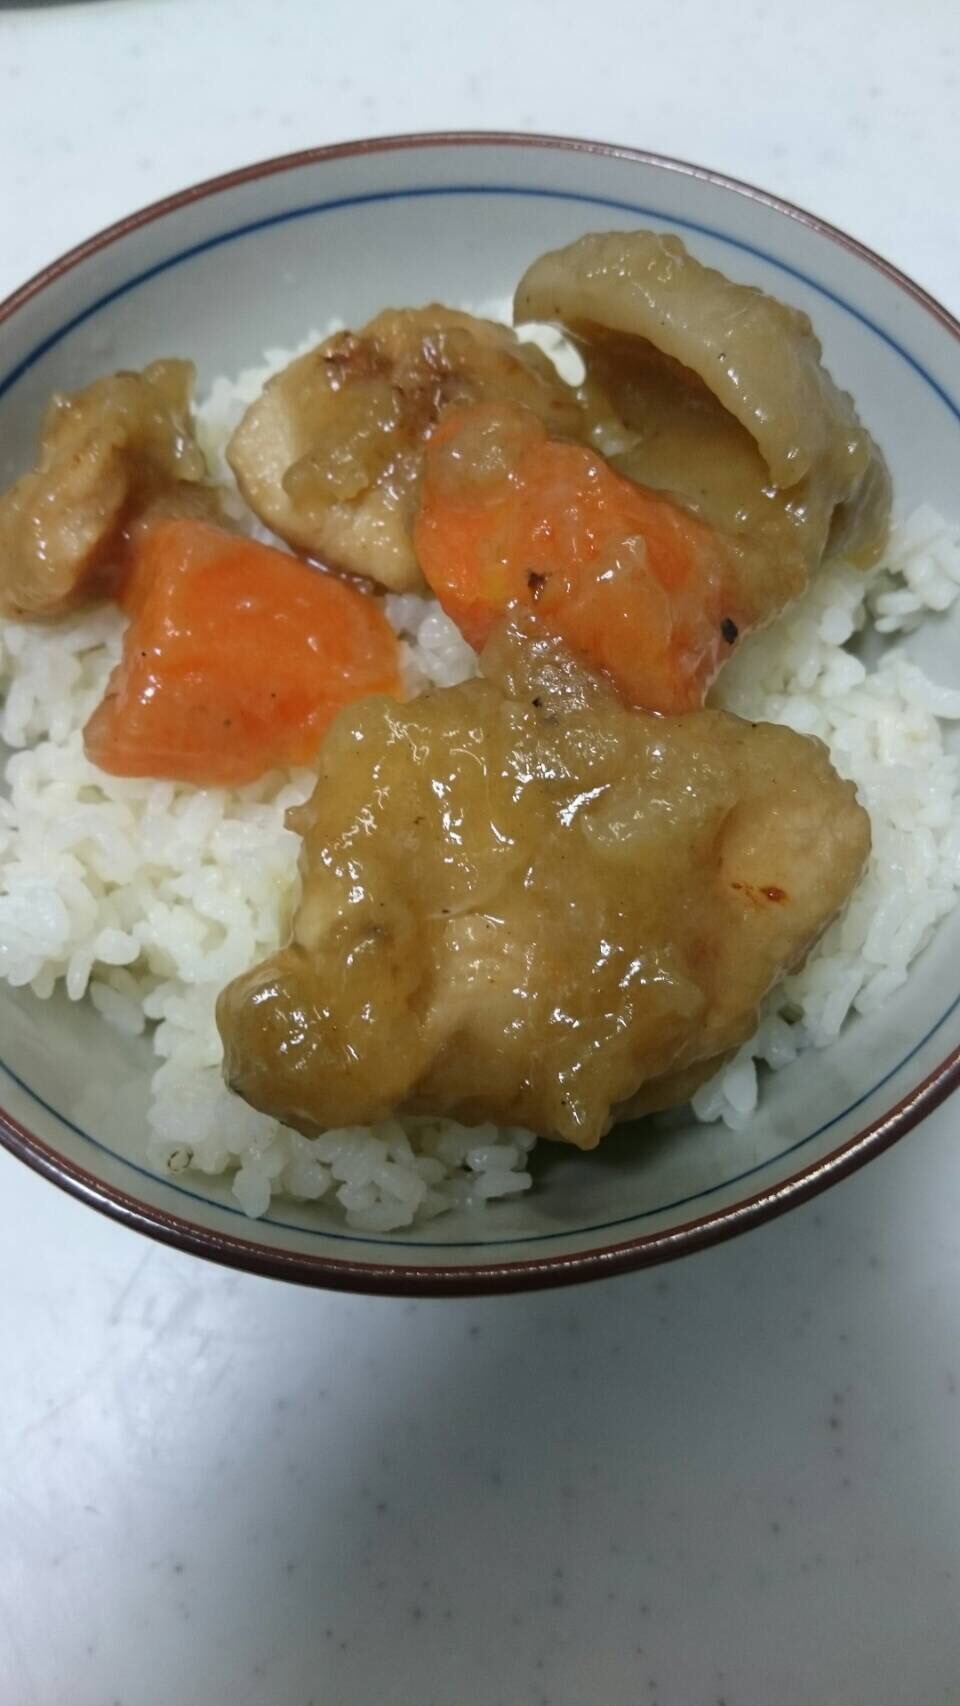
[1,3,959,1702]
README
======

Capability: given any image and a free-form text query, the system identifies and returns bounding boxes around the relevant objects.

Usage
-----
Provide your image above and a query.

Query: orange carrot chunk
[84,520,402,786]
[414,402,742,715]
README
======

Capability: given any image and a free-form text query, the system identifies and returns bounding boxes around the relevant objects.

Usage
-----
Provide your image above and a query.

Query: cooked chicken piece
[226,307,587,593]
[0,359,222,619]
[515,231,891,624]
[217,623,869,1149]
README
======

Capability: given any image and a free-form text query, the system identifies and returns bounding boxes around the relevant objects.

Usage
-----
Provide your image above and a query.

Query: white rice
[2,331,959,1227]
[701,519,960,1127]
[0,586,532,1232]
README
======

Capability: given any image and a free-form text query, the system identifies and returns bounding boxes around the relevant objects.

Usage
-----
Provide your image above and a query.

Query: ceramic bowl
[2,133,958,1294]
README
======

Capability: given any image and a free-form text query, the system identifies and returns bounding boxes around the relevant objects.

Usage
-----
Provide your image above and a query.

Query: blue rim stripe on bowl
[3,984,960,1249]
[1,184,958,424]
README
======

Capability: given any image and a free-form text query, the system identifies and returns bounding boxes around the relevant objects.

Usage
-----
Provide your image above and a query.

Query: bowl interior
[2,138,959,1287]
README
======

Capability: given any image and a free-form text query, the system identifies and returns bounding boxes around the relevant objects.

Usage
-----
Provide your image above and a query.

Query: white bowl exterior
[2,139,959,1278]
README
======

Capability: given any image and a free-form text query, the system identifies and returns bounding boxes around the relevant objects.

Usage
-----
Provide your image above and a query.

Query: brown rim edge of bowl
[3,1039,958,1297]
[1,129,959,1296]
[2,129,958,343]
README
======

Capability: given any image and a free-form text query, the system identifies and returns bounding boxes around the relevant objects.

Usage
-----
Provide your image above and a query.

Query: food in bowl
[0,359,226,619]
[227,304,587,591]
[0,228,957,1231]
[219,619,869,1147]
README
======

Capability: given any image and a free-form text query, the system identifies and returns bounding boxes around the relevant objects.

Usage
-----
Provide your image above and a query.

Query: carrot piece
[84,520,402,785]
[414,403,741,714]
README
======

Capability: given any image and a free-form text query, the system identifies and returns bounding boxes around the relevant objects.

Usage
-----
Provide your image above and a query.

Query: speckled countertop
[1,3,959,1702]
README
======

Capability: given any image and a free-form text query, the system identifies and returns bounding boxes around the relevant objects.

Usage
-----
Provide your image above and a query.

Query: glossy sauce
[227,306,588,593]
[0,360,221,619]
[217,627,870,1148]
[515,230,891,625]
[415,400,741,714]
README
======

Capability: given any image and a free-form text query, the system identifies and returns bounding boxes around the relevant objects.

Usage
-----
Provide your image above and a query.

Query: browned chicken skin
[0,359,222,619]
[225,306,588,593]
[217,625,870,1150]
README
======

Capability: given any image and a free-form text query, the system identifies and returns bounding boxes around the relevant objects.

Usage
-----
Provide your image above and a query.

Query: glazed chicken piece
[0,360,223,619]
[226,306,587,593]
[217,624,870,1149]
[514,230,891,623]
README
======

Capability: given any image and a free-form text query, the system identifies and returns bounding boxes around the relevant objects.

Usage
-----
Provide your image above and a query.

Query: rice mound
[2,336,959,1229]
[702,513,960,1126]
